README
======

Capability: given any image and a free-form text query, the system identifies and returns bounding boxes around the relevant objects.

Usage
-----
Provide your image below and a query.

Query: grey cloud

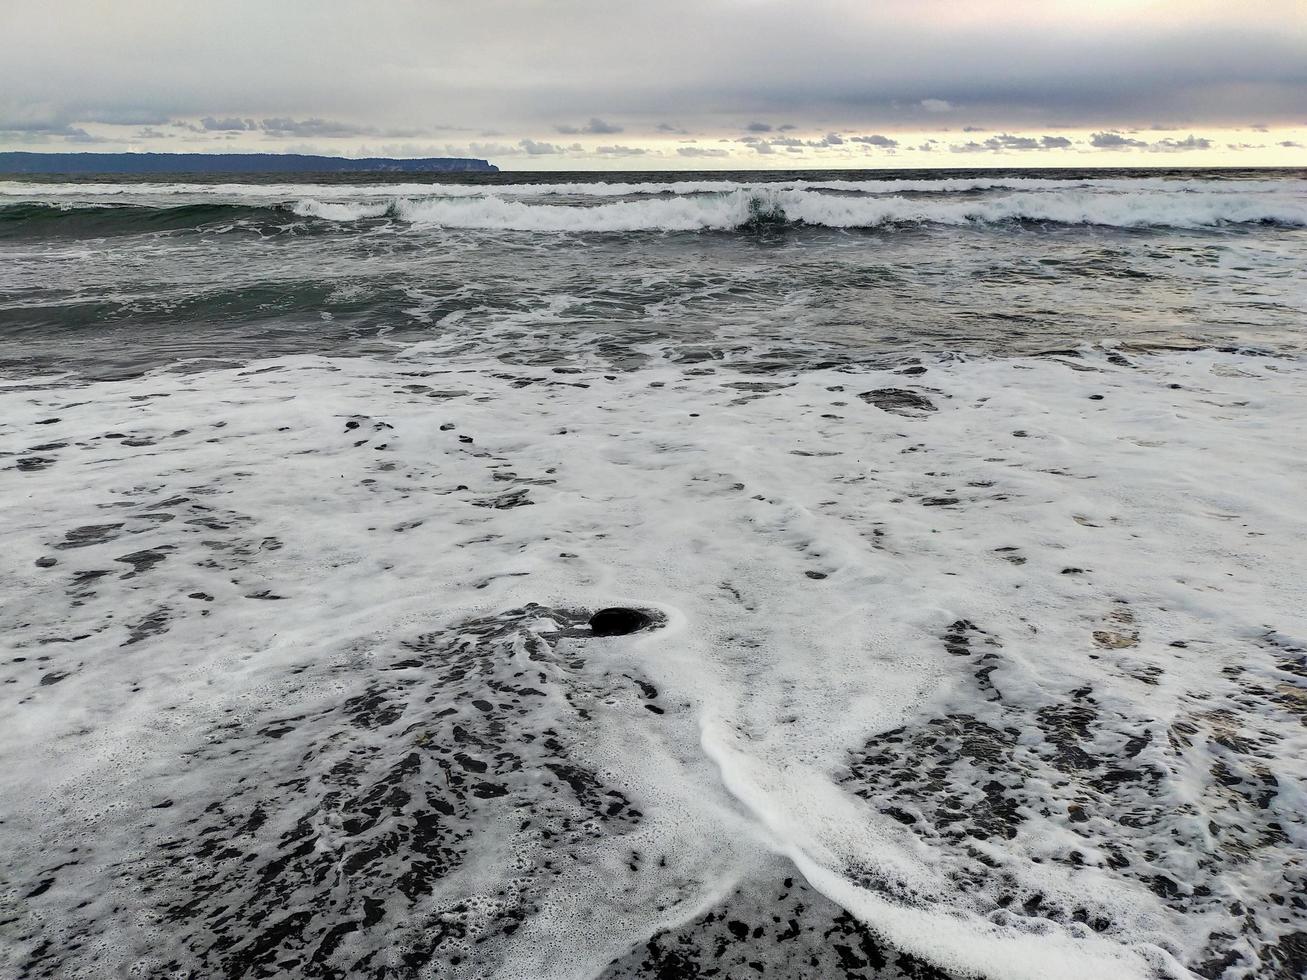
[736,134,809,153]
[0,116,104,143]
[949,133,1073,152]
[801,132,853,146]
[676,146,729,157]
[556,117,623,135]
[745,121,772,132]
[191,115,423,138]
[850,134,898,147]
[467,141,521,157]
[81,107,173,125]
[595,144,647,154]
[518,138,566,154]
[656,122,687,134]
[1090,131,1150,148]
[0,118,79,133]
[2,0,1305,156]
[993,135,1041,149]
[1280,140,1303,147]
[1152,134,1212,151]
[260,117,376,137]
[201,116,256,131]
[1088,130,1213,151]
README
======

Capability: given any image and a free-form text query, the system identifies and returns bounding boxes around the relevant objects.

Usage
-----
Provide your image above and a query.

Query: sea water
[2,169,1305,979]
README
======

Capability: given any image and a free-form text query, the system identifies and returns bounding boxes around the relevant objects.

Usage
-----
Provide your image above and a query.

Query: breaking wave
[4,181,1306,238]
[298,188,1307,232]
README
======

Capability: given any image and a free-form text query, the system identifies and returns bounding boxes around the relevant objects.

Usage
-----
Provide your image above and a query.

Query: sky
[2,0,1305,170]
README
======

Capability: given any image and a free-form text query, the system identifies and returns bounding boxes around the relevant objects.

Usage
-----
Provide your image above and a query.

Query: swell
[0,201,326,239]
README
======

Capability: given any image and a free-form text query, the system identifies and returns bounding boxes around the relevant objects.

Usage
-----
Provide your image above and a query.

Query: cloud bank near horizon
[2,0,1305,167]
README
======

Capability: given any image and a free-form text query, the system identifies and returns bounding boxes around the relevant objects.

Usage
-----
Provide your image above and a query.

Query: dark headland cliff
[0,152,498,174]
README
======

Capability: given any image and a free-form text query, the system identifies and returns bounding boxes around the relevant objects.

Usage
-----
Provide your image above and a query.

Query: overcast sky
[2,0,1305,168]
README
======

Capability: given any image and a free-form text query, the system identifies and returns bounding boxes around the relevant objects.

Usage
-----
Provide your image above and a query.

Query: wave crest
[331,188,1307,232]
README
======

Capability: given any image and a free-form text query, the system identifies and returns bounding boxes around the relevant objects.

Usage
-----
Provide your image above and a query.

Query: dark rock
[1089,394,1104,401]
[115,549,169,578]
[471,488,532,510]
[857,388,936,415]
[35,556,56,568]
[440,423,455,431]
[724,381,793,392]
[55,524,124,549]
[589,608,654,637]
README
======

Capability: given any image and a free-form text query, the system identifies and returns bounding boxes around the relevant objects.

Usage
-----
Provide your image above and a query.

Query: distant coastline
[0,152,498,175]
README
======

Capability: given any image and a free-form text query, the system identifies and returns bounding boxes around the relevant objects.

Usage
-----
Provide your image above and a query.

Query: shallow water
[2,170,1306,980]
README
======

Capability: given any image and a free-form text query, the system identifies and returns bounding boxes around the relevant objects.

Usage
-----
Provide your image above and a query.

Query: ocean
[2,169,1305,979]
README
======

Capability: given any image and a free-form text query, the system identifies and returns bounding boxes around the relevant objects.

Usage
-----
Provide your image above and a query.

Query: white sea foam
[291,198,389,221]
[379,186,1307,231]
[4,347,1305,978]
